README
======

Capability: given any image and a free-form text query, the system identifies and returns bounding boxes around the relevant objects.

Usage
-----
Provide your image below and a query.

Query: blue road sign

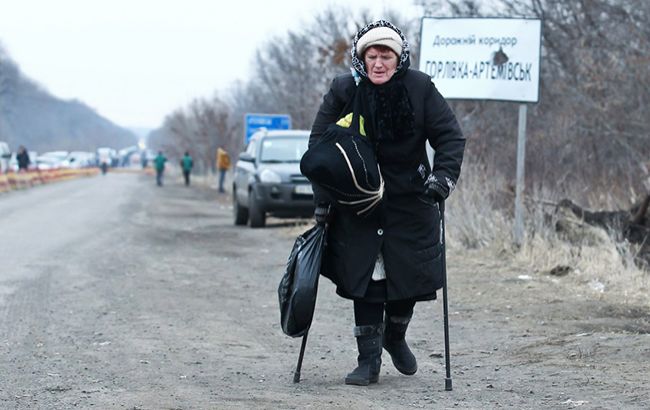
[244,113,292,143]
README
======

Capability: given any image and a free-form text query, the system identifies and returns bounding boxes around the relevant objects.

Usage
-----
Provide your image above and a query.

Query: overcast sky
[0,0,422,130]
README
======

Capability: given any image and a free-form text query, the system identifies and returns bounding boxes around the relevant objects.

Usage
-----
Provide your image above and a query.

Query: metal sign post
[514,104,528,246]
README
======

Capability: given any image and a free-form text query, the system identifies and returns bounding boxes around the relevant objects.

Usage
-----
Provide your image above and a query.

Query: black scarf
[357,63,415,145]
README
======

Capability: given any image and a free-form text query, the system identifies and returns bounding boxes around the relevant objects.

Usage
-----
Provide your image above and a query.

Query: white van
[0,141,11,174]
[96,147,114,166]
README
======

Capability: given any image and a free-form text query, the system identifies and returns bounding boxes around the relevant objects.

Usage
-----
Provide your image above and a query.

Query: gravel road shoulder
[1,174,648,409]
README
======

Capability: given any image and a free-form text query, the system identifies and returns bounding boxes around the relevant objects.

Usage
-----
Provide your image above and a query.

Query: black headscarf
[351,20,415,144]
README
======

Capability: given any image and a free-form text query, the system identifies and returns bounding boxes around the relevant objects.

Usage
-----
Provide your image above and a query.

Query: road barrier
[0,168,101,194]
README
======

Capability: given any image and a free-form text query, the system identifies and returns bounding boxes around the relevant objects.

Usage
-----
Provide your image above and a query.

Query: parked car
[233,129,314,227]
[8,152,17,172]
[0,141,10,173]
[96,147,116,167]
[36,151,70,170]
[66,151,95,168]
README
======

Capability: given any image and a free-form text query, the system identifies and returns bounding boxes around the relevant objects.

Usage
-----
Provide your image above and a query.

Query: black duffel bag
[300,89,383,216]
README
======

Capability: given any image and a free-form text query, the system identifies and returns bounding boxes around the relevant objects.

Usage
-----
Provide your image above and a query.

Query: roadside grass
[263,161,648,307]
[446,163,649,307]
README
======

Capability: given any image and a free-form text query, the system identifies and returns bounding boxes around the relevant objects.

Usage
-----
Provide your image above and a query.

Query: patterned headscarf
[351,20,410,79]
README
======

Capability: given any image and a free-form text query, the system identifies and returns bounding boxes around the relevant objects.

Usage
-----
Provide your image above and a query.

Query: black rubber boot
[344,324,383,386]
[383,314,417,375]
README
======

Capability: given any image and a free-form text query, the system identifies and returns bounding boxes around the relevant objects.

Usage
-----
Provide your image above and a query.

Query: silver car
[233,130,314,228]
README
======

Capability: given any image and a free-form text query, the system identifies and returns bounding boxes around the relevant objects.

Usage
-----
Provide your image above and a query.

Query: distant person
[154,151,167,186]
[16,145,30,172]
[100,158,109,175]
[180,151,193,186]
[216,147,231,193]
[141,151,148,169]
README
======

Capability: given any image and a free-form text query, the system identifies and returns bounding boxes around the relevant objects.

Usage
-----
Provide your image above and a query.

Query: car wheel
[233,186,249,225]
[248,191,266,228]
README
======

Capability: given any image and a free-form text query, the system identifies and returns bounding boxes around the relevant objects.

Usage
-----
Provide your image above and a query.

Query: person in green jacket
[180,151,194,186]
[154,151,167,186]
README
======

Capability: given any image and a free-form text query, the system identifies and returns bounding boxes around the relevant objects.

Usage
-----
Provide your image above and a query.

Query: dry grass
[271,162,648,306]
[446,163,649,307]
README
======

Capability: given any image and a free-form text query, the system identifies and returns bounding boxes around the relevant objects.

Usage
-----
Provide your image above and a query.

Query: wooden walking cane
[439,200,453,391]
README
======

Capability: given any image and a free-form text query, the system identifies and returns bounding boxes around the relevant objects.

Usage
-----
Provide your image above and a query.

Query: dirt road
[1,173,648,409]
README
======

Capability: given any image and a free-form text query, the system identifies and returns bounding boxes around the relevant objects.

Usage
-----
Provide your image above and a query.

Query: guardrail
[0,168,100,193]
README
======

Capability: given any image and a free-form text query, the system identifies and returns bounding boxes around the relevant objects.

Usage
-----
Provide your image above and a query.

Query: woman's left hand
[423,173,447,202]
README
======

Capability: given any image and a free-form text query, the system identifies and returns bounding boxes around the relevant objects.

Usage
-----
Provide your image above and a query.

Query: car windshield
[259,137,308,163]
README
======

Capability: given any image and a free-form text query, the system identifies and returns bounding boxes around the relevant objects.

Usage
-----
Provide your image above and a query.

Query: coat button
[377,229,384,236]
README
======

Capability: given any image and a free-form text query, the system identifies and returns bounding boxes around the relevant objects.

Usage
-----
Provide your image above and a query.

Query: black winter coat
[309,69,465,301]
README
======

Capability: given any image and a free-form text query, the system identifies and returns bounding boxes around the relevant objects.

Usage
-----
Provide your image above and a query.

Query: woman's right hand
[314,203,331,225]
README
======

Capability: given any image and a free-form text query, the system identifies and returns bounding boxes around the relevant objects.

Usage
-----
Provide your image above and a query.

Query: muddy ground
[0,173,648,409]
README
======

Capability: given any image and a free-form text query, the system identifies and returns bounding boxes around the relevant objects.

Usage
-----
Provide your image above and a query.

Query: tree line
[0,46,136,152]
[422,0,650,207]
[149,7,415,174]
[153,0,649,208]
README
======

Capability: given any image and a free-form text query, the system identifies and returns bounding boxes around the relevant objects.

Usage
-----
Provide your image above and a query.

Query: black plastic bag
[278,223,326,337]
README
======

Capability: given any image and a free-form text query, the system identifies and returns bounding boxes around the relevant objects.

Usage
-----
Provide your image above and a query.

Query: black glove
[314,203,331,225]
[424,173,450,203]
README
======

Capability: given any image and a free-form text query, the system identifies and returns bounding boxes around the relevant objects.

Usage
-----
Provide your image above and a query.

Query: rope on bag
[334,142,384,215]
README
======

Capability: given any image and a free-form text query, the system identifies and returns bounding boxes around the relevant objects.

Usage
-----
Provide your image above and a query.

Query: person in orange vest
[216,147,231,193]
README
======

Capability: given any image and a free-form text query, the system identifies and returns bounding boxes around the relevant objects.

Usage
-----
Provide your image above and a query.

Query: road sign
[419,17,541,103]
[244,113,292,143]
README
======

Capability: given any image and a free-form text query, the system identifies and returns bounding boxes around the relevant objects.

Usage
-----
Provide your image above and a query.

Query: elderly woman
[308,20,465,386]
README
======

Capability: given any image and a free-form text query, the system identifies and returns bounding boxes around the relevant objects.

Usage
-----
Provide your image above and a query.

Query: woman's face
[364,46,398,85]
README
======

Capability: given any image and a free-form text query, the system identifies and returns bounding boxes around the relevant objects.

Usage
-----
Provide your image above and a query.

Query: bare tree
[156,4,425,166]
[153,94,239,174]
[247,5,423,130]
[419,0,650,206]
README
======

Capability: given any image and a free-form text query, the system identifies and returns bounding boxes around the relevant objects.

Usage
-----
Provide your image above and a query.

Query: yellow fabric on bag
[336,113,366,137]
